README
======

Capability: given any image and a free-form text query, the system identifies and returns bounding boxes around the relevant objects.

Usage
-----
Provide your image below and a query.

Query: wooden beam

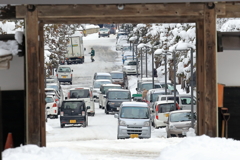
[196,19,205,135]
[40,16,203,24]
[16,4,207,18]
[217,3,240,18]
[25,8,41,145]
[39,22,46,147]
[203,5,217,137]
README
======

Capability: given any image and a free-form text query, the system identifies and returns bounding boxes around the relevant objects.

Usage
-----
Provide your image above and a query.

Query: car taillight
[71,74,72,78]
[53,103,57,107]
[56,74,58,77]
[68,92,70,98]
[60,112,64,116]
[55,99,58,102]
[156,105,159,119]
[82,111,85,116]
[176,103,180,110]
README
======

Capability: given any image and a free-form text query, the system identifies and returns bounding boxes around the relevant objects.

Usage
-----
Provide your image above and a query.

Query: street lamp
[175,43,195,128]
[161,51,171,95]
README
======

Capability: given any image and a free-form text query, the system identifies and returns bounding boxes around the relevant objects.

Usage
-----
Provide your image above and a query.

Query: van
[109,71,128,89]
[56,66,73,85]
[99,84,122,109]
[67,87,95,116]
[114,102,151,139]
[60,99,89,128]
[157,94,197,111]
[145,88,171,108]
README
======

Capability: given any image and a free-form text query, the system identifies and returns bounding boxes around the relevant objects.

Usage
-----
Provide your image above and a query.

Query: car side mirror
[114,114,119,118]
[136,88,138,91]
[103,95,107,98]
[87,106,90,110]
[55,69,57,72]
[65,97,67,100]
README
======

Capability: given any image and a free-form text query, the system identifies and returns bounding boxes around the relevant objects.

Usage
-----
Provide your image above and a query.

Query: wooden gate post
[203,4,217,137]
[25,6,41,145]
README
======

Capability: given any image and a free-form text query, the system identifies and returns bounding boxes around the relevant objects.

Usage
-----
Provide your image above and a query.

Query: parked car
[104,89,131,114]
[98,28,110,38]
[60,99,89,128]
[46,83,61,96]
[160,82,179,95]
[165,110,196,138]
[45,88,61,112]
[151,100,180,129]
[91,79,112,101]
[93,72,112,83]
[145,88,171,108]
[116,32,128,40]
[99,84,122,109]
[56,66,73,85]
[67,87,95,116]
[116,35,128,50]
[114,101,151,139]
[103,24,116,35]
[157,94,197,111]
[122,60,139,75]
[136,81,162,94]
[109,71,128,89]
[45,95,58,119]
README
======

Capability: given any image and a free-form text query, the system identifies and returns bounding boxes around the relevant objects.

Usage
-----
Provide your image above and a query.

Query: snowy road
[46,33,182,160]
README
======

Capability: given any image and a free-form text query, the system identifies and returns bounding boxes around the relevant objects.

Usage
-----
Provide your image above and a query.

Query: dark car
[103,24,116,35]
[104,89,131,114]
[60,99,90,128]
[109,71,128,89]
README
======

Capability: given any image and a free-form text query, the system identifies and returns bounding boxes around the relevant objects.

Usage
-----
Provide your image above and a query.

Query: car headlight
[144,121,150,127]
[169,124,177,130]
[119,120,126,126]
[108,102,115,105]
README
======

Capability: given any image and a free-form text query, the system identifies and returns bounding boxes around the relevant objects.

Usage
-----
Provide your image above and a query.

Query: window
[58,67,71,72]
[62,101,85,110]
[120,107,149,119]
[170,112,196,122]
[157,103,176,113]
[180,97,196,105]
[45,97,54,103]
[108,91,130,99]
[70,89,90,98]
[96,75,111,80]
[110,73,123,79]
[102,86,121,94]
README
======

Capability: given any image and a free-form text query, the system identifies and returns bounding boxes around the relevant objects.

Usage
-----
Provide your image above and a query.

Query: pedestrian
[122,53,125,64]
[90,47,95,62]
[142,88,148,100]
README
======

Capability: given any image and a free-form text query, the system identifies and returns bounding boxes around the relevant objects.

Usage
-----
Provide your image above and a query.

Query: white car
[45,95,58,119]
[151,100,180,129]
[91,79,112,101]
[93,72,112,83]
[116,36,128,51]
[122,60,138,75]
[67,87,96,116]
[56,66,73,85]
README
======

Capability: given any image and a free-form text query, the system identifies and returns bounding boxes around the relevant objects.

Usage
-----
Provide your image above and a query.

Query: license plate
[130,134,139,138]
[70,120,76,123]
[62,76,67,78]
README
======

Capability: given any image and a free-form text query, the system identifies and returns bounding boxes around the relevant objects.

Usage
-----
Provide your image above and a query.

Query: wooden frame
[14,2,240,146]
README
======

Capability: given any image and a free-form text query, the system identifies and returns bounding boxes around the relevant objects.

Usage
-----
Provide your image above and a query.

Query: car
[109,71,128,89]
[157,94,197,111]
[60,99,90,128]
[160,82,179,95]
[122,60,139,75]
[116,32,128,41]
[45,88,61,112]
[116,36,128,51]
[98,28,110,38]
[151,100,180,129]
[121,43,131,53]
[91,79,112,101]
[104,89,132,114]
[114,101,151,139]
[67,87,95,116]
[93,72,112,82]
[136,81,162,94]
[56,66,73,85]
[145,88,171,108]
[165,110,196,138]
[45,95,58,119]
[103,24,116,35]
[46,83,61,96]
[99,84,122,109]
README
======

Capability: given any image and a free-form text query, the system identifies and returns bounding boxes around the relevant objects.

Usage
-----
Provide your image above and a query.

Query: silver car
[165,110,196,138]
[114,102,151,139]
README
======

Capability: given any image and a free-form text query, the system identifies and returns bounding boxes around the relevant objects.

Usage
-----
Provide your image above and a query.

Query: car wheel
[105,109,109,114]
[70,81,72,85]
[92,113,95,116]
[98,36,100,38]
[61,124,65,128]
[102,107,105,109]
[55,115,58,119]
[82,122,87,127]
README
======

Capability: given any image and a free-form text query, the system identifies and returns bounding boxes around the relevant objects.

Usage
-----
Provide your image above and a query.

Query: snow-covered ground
[2,33,240,160]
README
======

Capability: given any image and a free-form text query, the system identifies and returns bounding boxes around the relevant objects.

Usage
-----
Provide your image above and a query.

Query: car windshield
[157,103,176,113]
[152,93,166,102]
[100,28,109,32]
[62,101,85,110]
[170,112,196,122]
[180,97,196,105]
[120,107,149,119]
[110,73,123,79]
[58,67,71,72]
[46,79,55,83]
[102,86,122,94]
[96,75,111,80]
[69,89,90,98]
[94,81,111,88]
[45,97,54,103]
[126,61,137,65]
[108,91,130,99]
[46,85,59,91]
[141,83,161,91]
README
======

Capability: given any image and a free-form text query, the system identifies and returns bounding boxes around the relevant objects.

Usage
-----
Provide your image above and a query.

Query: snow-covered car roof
[101,83,121,87]
[107,88,129,92]
[45,88,57,91]
[154,100,175,105]
[121,101,148,107]
[95,72,111,76]
[69,87,90,90]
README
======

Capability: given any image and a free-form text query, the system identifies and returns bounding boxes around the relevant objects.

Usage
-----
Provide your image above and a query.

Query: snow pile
[0,40,19,56]
[157,135,240,160]
[2,145,87,160]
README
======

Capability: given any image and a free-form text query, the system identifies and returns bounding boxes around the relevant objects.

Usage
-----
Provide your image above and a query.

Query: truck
[65,35,85,64]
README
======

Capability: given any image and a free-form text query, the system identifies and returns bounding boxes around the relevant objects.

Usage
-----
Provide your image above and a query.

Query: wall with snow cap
[217,50,240,86]
[0,56,24,90]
